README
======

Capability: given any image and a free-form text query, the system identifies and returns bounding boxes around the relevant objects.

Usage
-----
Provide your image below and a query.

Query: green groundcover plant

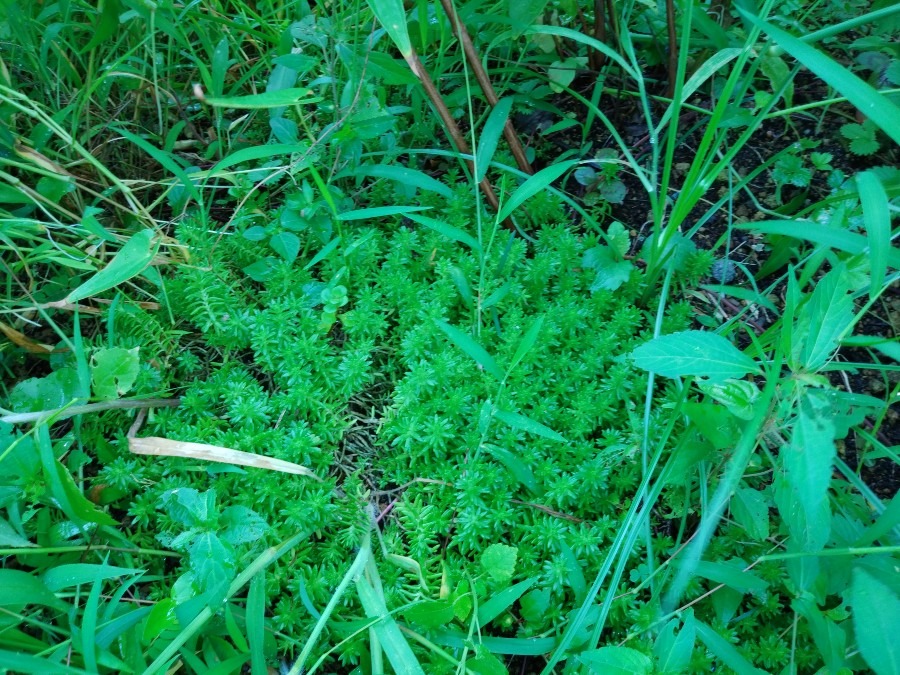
[0,0,898,673]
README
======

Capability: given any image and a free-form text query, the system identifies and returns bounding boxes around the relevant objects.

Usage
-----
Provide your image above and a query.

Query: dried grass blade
[129,437,322,481]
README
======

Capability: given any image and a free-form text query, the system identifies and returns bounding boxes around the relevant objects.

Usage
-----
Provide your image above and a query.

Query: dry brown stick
[605,0,620,54]
[436,0,533,177]
[591,0,607,71]
[404,50,516,231]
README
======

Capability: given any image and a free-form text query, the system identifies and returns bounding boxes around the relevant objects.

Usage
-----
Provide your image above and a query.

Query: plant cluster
[0,0,898,673]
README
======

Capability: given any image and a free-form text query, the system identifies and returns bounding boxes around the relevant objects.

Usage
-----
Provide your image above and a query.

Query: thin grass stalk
[436,0,533,176]
[541,389,689,673]
[287,530,371,675]
[144,529,310,675]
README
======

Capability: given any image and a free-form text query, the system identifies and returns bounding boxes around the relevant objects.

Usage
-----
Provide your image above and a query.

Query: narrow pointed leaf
[856,171,890,298]
[405,213,481,251]
[476,97,514,183]
[435,320,503,379]
[366,0,412,57]
[495,409,565,442]
[498,161,577,223]
[478,577,537,626]
[745,15,900,148]
[66,230,158,303]
[509,316,544,373]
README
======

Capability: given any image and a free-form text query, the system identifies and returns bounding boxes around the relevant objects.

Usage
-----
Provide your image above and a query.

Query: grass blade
[477,578,537,626]
[695,620,767,675]
[435,320,503,380]
[366,0,412,57]
[497,161,576,223]
[65,230,158,304]
[475,97,513,183]
[405,213,481,251]
[740,220,900,268]
[348,164,453,197]
[508,315,544,374]
[0,651,90,675]
[494,409,565,442]
[145,529,309,675]
[856,171,890,298]
[201,88,319,109]
[337,205,430,221]
[248,571,267,675]
[745,13,900,147]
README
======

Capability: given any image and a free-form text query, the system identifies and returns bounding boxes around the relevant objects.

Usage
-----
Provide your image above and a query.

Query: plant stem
[0,398,181,425]
[437,0,533,177]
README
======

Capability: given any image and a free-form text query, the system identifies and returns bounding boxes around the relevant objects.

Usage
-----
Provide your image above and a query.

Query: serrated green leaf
[0,518,34,547]
[220,505,269,545]
[579,646,652,674]
[606,221,631,256]
[630,331,759,382]
[851,568,900,675]
[435,320,503,380]
[731,487,769,541]
[66,230,158,303]
[583,245,633,291]
[403,599,456,629]
[794,264,854,371]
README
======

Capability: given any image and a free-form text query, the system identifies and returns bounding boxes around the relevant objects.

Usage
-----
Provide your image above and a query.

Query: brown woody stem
[437,0,533,178]
[404,49,515,231]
